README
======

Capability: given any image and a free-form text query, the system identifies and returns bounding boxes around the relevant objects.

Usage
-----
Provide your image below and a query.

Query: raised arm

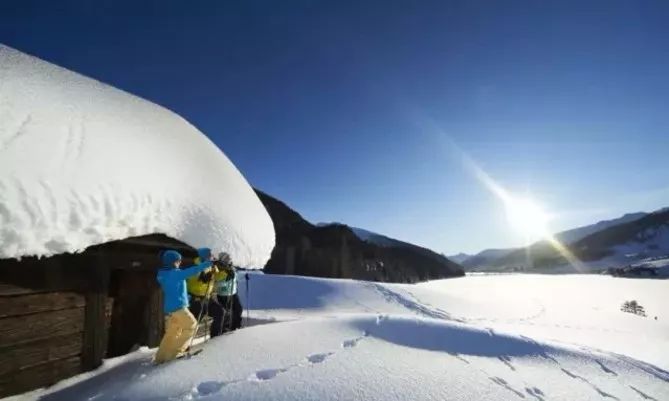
[175,261,213,280]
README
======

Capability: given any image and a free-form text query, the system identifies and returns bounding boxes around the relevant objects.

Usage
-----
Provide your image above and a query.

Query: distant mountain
[317,224,404,248]
[472,209,668,272]
[565,208,669,265]
[257,190,464,282]
[447,253,472,264]
[461,248,519,270]
[349,226,421,249]
[553,212,647,244]
[460,211,651,271]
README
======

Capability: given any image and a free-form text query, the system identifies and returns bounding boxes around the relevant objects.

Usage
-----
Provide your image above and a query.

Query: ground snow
[11,273,668,401]
[0,45,274,266]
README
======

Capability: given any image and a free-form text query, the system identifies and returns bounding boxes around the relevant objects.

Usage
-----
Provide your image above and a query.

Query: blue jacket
[157,250,213,314]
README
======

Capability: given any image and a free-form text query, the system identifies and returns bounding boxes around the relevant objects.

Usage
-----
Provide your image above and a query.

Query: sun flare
[503,196,550,238]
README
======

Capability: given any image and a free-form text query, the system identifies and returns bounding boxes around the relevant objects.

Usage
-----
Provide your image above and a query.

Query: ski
[177,347,204,360]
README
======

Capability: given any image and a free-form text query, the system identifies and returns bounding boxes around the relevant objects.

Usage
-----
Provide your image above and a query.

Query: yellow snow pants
[154,308,197,364]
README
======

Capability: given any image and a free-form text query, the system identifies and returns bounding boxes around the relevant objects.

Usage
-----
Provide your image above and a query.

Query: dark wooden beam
[81,253,111,371]
[0,307,84,348]
[0,254,91,293]
[0,291,85,319]
[0,333,82,377]
[0,356,82,398]
[0,283,41,296]
[146,283,164,348]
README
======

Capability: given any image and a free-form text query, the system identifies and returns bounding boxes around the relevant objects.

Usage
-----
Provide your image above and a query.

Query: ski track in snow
[560,368,620,400]
[30,275,669,401]
[525,386,546,401]
[157,285,663,401]
[37,325,662,401]
[0,114,31,150]
[365,283,463,322]
[596,360,618,376]
[489,376,526,398]
[629,385,659,401]
[498,355,516,371]
[355,289,645,401]
[305,352,334,364]
[183,333,369,399]
[341,335,365,348]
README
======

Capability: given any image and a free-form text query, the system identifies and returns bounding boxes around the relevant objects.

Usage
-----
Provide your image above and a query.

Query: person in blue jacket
[154,249,213,364]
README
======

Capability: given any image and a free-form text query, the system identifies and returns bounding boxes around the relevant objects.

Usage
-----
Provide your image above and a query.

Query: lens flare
[504,196,550,239]
[462,153,585,271]
[424,128,586,271]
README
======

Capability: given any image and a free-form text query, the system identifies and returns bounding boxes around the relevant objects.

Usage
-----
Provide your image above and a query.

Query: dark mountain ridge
[490,209,669,270]
[256,190,464,283]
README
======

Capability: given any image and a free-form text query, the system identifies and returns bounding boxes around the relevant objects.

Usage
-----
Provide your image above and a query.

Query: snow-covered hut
[0,45,274,397]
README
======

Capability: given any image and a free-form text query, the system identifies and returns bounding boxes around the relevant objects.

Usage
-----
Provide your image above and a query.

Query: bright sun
[504,197,551,238]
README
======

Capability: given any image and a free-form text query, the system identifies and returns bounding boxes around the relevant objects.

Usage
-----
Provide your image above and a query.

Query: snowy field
[8,273,669,401]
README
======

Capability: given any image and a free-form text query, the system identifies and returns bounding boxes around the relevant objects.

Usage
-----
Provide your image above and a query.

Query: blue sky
[1,1,667,254]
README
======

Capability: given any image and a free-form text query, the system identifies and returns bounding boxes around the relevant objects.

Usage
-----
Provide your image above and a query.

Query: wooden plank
[82,291,108,370]
[0,254,92,293]
[82,253,111,371]
[94,233,195,253]
[0,333,82,377]
[0,307,84,348]
[146,283,164,348]
[0,283,44,296]
[81,293,113,369]
[0,356,82,398]
[0,291,85,318]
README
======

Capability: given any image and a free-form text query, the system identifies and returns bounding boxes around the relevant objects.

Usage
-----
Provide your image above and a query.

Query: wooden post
[82,252,110,371]
[146,278,164,348]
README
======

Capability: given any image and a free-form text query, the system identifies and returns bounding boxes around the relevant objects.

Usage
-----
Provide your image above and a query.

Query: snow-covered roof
[0,45,274,267]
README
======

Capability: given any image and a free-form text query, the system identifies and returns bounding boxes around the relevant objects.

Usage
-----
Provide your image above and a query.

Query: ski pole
[219,295,227,336]
[188,272,215,350]
[188,298,205,351]
[203,276,216,342]
[216,267,235,336]
[245,272,250,326]
[223,293,233,333]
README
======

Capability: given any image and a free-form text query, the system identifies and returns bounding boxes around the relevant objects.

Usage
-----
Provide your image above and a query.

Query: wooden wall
[0,283,113,397]
[108,270,162,356]
[0,234,196,398]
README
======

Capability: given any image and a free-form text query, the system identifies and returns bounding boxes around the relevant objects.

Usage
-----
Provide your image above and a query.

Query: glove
[199,270,214,283]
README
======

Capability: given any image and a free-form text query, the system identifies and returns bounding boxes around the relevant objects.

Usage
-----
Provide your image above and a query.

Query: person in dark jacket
[154,249,212,364]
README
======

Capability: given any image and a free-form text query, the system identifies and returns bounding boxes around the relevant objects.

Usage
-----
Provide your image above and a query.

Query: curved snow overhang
[0,45,275,268]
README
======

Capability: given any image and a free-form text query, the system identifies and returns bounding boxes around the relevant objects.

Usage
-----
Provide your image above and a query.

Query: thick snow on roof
[0,45,274,267]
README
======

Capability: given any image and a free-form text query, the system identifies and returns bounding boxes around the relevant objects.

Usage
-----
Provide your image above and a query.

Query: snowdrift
[26,315,669,401]
[13,273,668,401]
[0,45,274,267]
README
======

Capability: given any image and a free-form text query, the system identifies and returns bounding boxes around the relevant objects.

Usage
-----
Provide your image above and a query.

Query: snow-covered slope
[18,273,669,401]
[0,45,274,267]
[319,224,407,248]
[318,224,420,250]
[489,208,669,272]
[349,226,405,247]
[554,212,647,244]
[463,209,666,272]
[461,248,518,269]
[447,252,472,264]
